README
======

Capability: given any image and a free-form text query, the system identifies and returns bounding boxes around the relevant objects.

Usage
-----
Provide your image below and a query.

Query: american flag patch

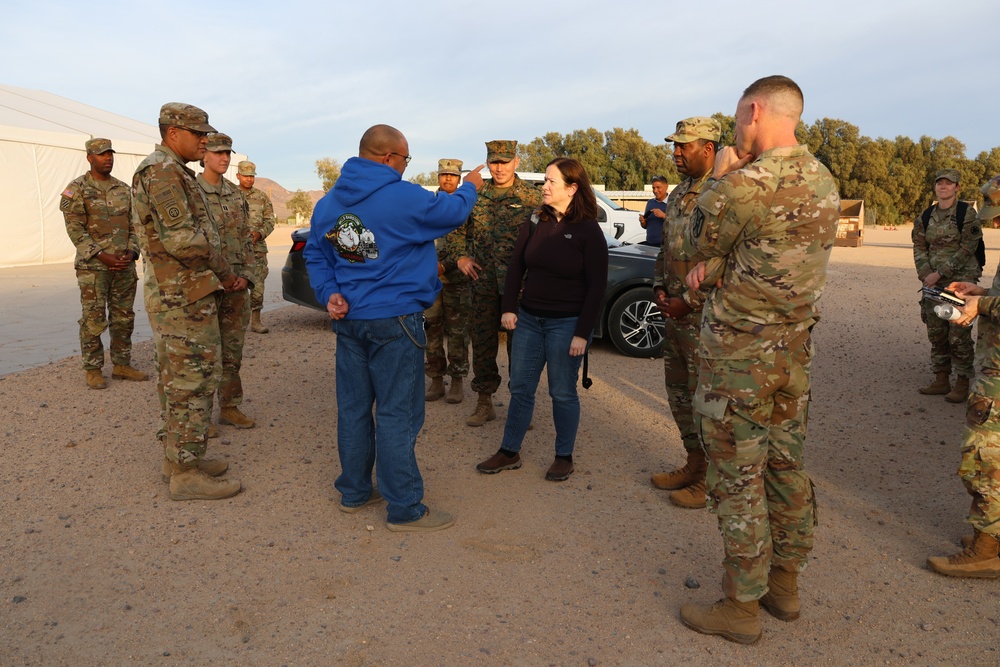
[62,188,75,198]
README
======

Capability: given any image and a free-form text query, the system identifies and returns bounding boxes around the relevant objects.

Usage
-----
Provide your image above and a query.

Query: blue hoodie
[303,156,477,320]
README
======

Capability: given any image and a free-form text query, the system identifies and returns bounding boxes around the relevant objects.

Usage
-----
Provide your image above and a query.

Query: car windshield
[593,189,626,211]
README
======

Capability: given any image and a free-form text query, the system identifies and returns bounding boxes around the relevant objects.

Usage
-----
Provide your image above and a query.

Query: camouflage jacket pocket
[967,393,994,427]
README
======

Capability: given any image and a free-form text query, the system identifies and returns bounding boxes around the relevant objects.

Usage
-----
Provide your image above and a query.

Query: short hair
[541,157,598,224]
[651,175,668,186]
[359,124,405,159]
[741,75,804,120]
[158,124,170,140]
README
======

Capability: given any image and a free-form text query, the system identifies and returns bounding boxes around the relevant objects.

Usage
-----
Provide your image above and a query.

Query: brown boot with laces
[669,479,707,508]
[928,530,1000,578]
[945,375,970,403]
[918,371,951,395]
[760,567,800,621]
[466,393,496,427]
[651,448,707,490]
[425,377,445,401]
[680,597,761,645]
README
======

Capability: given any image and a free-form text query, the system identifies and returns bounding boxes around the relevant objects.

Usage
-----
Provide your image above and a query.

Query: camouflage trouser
[921,296,975,377]
[469,288,512,395]
[250,248,268,311]
[75,267,137,370]
[218,287,250,407]
[662,311,701,453]
[694,331,816,602]
[959,388,1000,536]
[151,292,222,468]
[424,281,471,378]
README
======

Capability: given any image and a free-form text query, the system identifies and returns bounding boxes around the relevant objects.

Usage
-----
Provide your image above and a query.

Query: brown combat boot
[425,377,445,402]
[167,462,241,501]
[651,448,707,490]
[760,567,800,621]
[446,376,464,404]
[112,364,149,381]
[161,457,230,484]
[918,371,951,395]
[466,393,496,427]
[928,530,1000,578]
[208,424,219,439]
[945,375,970,403]
[679,597,762,645]
[85,369,107,390]
[669,479,707,509]
[250,310,269,334]
[219,406,255,429]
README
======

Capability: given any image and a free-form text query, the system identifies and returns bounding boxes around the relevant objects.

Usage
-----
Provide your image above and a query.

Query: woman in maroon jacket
[475,158,609,481]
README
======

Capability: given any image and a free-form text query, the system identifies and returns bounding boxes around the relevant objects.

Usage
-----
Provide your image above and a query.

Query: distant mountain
[252,177,324,224]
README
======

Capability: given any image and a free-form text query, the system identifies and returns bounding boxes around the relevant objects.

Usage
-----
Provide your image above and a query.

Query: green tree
[604,127,673,190]
[408,172,438,186]
[287,189,313,224]
[315,157,341,193]
[711,113,736,147]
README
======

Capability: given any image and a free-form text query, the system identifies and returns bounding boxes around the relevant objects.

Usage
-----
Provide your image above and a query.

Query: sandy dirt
[1,227,999,666]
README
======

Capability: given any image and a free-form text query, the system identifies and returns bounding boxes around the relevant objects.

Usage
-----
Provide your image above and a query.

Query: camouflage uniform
[913,198,982,378]
[61,165,139,371]
[653,171,712,455]
[425,229,471,378]
[196,166,256,409]
[957,180,1000,535]
[133,126,234,468]
[686,144,840,602]
[240,164,276,312]
[449,173,541,394]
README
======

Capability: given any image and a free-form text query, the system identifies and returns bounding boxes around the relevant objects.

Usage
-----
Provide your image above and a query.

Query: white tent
[0,84,245,268]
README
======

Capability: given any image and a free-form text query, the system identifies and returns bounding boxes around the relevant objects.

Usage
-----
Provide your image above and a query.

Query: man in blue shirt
[304,124,483,531]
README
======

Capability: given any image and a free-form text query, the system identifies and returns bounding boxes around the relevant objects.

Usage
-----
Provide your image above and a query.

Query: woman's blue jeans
[501,310,588,457]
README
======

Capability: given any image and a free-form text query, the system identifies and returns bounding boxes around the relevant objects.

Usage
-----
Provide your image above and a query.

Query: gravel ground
[1,227,999,666]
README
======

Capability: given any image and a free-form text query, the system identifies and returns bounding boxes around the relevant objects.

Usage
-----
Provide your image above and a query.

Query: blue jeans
[501,311,589,457]
[332,313,427,523]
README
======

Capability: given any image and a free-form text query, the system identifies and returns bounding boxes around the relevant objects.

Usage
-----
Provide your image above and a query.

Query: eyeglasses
[181,128,208,139]
[389,152,412,164]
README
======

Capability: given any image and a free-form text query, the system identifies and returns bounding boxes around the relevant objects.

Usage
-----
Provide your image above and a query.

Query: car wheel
[606,287,665,357]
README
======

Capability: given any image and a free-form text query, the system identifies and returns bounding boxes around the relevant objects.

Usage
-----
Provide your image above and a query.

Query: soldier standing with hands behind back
[425,158,472,404]
[649,117,720,509]
[61,138,148,389]
[238,160,276,334]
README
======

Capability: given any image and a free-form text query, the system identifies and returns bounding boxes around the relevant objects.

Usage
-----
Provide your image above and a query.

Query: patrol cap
[980,175,1000,223]
[438,158,463,176]
[85,138,114,155]
[665,117,722,144]
[935,168,960,184]
[486,140,517,163]
[237,161,256,176]
[158,102,216,133]
[206,133,233,152]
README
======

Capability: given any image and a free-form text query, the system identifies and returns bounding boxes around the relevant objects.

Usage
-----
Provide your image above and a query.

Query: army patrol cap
[237,161,256,176]
[935,169,960,184]
[158,102,216,133]
[85,138,114,155]
[206,133,234,152]
[980,175,1000,222]
[666,117,722,144]
[486,140,517,163]
[438,158,463,176]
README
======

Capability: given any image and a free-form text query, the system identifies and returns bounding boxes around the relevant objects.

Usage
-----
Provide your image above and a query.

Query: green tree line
[517,116,1000,227]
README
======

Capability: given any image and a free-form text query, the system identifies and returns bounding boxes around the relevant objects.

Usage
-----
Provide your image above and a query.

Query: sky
[2,0,997,191]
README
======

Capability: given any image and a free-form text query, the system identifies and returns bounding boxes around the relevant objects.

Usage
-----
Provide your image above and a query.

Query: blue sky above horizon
[3,0,996,190]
